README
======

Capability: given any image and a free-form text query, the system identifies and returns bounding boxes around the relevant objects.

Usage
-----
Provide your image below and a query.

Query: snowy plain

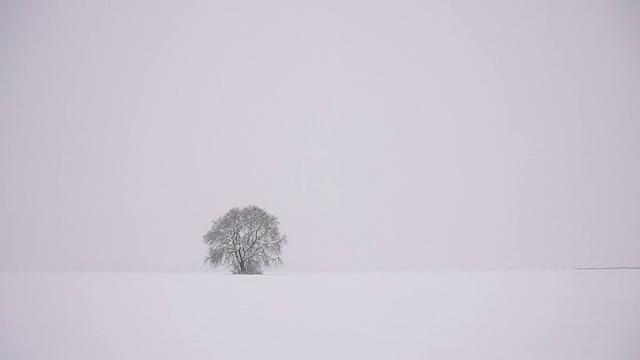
[1,270,638,360]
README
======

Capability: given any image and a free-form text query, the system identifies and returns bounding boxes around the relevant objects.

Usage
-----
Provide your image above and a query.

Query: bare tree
[203,205,287,274]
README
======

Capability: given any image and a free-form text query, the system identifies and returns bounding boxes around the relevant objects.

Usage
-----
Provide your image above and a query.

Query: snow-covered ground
[1,270,638,359]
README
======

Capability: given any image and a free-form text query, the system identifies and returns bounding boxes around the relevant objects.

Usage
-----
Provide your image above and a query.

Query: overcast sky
[1,0,639,272]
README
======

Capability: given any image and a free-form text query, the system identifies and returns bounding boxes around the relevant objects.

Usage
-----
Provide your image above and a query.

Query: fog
[1,0,639,272]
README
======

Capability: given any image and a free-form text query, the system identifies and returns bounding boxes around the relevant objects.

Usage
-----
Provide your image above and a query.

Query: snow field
[1,270,639,359]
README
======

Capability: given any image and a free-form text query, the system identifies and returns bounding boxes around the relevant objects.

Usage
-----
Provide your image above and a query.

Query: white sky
[1,0,639,271]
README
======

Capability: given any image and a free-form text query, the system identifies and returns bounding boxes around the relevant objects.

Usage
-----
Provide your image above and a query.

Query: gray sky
[1,0,639,272]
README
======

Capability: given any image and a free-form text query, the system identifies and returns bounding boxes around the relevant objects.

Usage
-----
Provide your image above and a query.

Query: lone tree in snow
[203,205,287,274]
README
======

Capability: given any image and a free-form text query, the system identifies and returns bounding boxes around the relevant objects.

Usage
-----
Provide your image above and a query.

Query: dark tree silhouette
[203,205,287,274]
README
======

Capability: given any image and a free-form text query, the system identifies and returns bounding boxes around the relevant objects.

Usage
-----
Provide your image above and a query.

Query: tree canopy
[203,205,287,274]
